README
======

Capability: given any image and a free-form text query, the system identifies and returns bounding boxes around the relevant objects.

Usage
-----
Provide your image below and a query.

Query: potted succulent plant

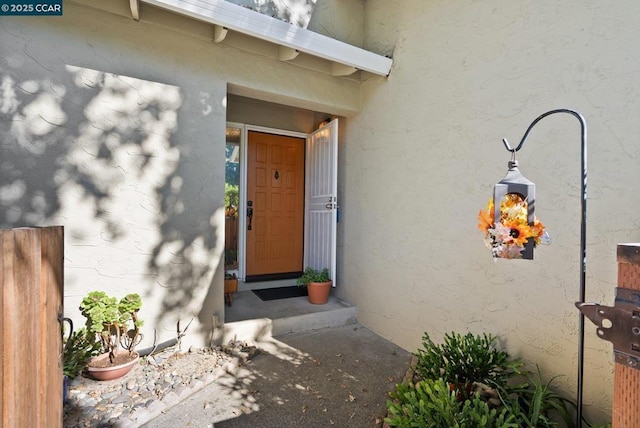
[79,291,144,380]
[296,267,332,304]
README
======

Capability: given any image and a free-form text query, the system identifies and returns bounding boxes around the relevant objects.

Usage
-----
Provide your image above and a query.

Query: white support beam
[331,62,357,77]
[278,46,300,61]
[213,25,227,43]
[141,0,393,76]
[130,0,140,21]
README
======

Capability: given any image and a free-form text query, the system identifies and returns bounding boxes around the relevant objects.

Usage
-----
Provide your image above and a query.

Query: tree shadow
[1,57,223,345]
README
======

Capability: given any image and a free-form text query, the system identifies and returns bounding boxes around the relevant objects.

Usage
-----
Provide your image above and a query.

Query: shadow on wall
[227,0,317,28]
[0,62,222,343]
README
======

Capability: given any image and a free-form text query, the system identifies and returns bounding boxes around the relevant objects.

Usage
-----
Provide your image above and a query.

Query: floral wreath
[477,194,549,259]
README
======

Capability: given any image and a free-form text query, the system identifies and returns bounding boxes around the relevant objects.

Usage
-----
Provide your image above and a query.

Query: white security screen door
[304,119,338,286]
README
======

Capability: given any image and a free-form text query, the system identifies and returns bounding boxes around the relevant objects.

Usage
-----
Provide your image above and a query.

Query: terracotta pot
[87,351,139,381]
[224,278,238,294]
[307,280,332,304]
[224,278,238,306]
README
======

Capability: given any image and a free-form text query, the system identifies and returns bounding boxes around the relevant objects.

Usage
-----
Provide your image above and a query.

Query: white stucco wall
[334,0,640,423]
[0,0,359,350]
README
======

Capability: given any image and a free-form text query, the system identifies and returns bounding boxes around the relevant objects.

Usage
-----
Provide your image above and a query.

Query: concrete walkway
[142,324,412,427]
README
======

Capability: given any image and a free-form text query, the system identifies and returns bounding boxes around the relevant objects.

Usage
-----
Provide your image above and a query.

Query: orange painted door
[246,131,305,276]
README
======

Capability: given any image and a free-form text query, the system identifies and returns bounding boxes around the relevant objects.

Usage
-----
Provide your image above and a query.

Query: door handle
[58,307,73,367]
[247,200,253,231]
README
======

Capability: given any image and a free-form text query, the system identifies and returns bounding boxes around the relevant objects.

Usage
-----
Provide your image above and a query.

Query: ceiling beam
[141,0,392,76]
[278,46,300,61]
[213,24,227,43]
[331,62,358,77]
[129,0,140,21]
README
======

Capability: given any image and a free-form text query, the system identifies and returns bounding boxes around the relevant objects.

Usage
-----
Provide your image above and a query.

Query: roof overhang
[139,0,393,77]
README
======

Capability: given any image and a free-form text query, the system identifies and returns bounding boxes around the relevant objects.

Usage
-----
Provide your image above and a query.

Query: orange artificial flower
[477,199,494,232]
[503,220,532,247]
[530,218,545,243]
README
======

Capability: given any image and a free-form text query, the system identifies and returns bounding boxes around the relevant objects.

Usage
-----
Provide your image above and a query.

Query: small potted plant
[296,267,332,304]
[224,271,238,306]
[79,291,144,380]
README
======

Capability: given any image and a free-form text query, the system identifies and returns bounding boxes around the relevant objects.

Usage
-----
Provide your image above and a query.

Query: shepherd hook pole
[502,108,587,427]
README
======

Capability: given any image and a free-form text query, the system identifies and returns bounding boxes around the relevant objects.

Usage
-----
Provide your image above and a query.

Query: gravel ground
[63,341,258,428]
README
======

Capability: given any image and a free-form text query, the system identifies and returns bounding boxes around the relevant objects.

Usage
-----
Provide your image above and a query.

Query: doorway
[224,119,339,289]
[245,131,305,281]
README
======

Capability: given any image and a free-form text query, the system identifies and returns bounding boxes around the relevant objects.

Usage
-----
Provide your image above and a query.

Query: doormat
[252,286,308,301]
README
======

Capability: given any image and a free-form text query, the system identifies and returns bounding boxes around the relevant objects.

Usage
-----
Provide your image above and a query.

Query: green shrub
[385,378,517,428]
[388,331,582,428]
[414,332,523,398]
[495,367,577,428]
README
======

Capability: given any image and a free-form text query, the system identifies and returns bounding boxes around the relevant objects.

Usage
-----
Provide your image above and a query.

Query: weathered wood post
[1,226,64,428]
[614,243,640,427]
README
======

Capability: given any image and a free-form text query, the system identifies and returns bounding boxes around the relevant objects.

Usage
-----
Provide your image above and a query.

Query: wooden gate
[1,226,64,428]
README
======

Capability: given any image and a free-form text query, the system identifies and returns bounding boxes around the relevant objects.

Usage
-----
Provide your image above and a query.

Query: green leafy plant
[79,291,143,364]
[386,378,517,428]
[494,366,577,428]
[296,267,330,287]
[387,331,585,428]
[414,332,523,399]
[63,327,101,378]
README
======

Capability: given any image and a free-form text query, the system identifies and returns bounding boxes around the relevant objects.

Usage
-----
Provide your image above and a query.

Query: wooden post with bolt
[614,244,640,427]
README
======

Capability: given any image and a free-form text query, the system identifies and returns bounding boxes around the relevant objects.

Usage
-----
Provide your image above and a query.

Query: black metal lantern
[493,159,536,259]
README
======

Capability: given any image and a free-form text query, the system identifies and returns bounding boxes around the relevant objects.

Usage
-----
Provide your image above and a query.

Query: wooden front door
[246,131,305,278]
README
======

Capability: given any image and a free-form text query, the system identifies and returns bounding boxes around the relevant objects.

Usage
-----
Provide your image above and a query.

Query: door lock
[325,196,337,210]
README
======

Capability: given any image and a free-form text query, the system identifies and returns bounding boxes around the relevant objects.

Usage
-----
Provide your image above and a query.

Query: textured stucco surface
[1,0,637,424]
[0,0,359,350]
[332,0,640,423]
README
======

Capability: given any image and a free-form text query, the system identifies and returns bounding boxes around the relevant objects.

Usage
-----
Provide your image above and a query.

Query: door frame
[231,123,309,282]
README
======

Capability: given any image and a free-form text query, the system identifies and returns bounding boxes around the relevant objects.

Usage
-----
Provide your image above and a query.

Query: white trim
[244,124,308,140]
[141,0,393,76]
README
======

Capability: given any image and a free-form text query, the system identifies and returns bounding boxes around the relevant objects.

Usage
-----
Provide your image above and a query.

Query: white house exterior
[3,0,640,423]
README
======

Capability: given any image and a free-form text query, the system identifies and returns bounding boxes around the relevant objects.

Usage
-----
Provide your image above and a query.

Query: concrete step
[220,293,357,343]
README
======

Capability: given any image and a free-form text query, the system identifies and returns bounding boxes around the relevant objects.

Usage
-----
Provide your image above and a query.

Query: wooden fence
[1,226,64,428]
[225,216,238,268]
